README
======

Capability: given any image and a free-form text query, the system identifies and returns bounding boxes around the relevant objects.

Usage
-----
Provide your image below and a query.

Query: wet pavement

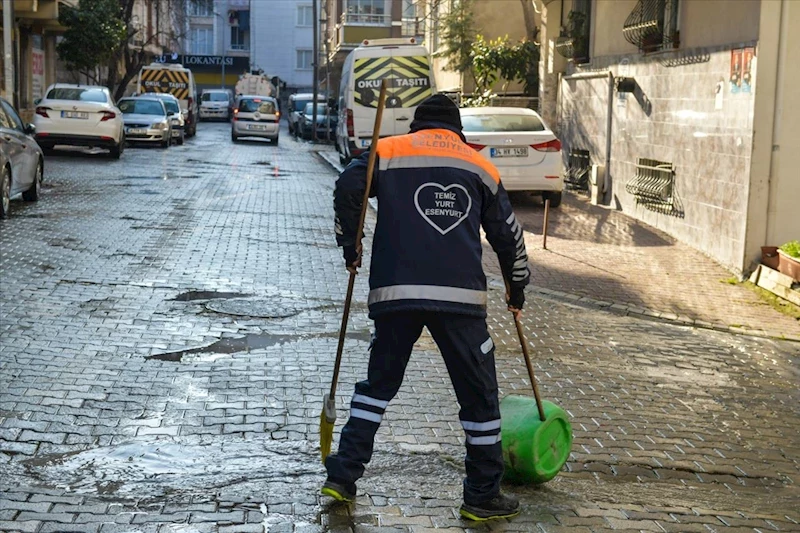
[1,123,799,532]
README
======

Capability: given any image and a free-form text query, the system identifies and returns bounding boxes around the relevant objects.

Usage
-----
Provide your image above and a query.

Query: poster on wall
[729,48,742,94]
[31,35,45,101]
[741,47,754,93]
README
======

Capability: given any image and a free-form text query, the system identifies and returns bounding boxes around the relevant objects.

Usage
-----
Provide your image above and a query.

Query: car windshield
[303,103,327,115]
[461,114,546,133]
[293,99,311,112]
[202,92,228,102]
[239,99,276,114]
[160,99,180,113]
[118,99,165,116]
[46,87,108,103]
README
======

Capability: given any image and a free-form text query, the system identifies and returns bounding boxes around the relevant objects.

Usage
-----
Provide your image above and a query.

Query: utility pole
[311,0,319,142]
[3,0,13,103]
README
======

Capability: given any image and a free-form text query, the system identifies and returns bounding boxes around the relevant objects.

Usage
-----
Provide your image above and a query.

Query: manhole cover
[205,298,304,318]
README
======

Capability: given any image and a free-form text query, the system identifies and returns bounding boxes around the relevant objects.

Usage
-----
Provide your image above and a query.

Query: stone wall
[558,42,759,273]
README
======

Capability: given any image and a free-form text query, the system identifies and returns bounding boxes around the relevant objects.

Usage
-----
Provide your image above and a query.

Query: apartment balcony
[9,0,76,30]
[226,44,250,57]
[331,12,393,57]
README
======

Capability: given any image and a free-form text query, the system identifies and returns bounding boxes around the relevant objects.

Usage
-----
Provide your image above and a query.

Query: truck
[235,73,277,99]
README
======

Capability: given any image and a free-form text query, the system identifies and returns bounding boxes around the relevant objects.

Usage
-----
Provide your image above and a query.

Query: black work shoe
[460,492,520,521]
[320,479,356,503]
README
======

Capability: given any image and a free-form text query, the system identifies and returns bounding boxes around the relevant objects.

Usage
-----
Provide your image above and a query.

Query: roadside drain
[145,333,295,362]
[172,290,252,301]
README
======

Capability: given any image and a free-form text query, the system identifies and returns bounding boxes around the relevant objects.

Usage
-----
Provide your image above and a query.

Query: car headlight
[152,121,168,130]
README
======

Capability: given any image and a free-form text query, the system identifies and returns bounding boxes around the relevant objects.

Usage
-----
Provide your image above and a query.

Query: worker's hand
[343,244,362,274]
[506,286,525,314]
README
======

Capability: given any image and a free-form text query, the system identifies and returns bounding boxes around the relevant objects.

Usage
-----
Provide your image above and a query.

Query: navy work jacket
[334,120,530,318]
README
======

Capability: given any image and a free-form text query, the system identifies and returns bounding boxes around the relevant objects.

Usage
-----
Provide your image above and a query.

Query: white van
[335,38,435,164]
[138,63,199,137]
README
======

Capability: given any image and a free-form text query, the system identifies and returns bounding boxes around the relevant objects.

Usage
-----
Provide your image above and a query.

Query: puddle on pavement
[21,438,321,500]
[172,290,251,302]
[145,333,296,362]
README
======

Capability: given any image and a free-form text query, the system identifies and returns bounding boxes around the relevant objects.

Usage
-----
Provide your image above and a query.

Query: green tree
[471,35,540,96]
[56,0,126,82]
[437,0,476,78]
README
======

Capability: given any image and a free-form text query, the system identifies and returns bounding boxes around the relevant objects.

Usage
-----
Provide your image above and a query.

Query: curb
[318,148,800,343]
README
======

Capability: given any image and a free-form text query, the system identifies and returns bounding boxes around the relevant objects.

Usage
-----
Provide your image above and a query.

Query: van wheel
[542,191,562,208]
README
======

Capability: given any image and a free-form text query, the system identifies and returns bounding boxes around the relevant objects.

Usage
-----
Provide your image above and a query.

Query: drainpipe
[3,0,13,102]
[562,71,615,199]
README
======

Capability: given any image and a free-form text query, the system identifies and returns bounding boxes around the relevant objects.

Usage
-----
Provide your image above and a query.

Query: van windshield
[353,55,432,109]
[203,92,229,102]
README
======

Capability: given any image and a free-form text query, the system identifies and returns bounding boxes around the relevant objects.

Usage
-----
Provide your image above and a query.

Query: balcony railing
[341,12,391,26]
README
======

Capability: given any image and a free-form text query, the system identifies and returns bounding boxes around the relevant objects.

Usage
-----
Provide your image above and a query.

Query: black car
[0,97,44,219]
[298,103,338,141]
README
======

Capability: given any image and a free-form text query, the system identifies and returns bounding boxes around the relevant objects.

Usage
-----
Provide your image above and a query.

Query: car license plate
[247,124,266,131]
[62,111,89,119]
[490,147,528,158]
[127,128,146,135]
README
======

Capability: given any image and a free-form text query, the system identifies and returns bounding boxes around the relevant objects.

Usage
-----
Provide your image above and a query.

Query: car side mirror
[25,123,36,135]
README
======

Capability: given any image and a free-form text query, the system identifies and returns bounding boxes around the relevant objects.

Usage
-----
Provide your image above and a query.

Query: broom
[320,79,389,463]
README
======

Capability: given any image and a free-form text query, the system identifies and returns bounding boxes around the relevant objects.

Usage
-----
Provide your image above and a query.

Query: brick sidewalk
[487,192,800,340]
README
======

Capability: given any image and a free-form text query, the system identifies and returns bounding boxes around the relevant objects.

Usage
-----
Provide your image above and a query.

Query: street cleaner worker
[323,94,530,521]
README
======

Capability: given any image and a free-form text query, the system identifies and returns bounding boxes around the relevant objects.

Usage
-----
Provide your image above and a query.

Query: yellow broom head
[319,393,337,463]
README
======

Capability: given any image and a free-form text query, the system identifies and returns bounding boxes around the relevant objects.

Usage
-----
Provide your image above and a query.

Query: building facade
[538,0,797,275]
[1,0,74,119]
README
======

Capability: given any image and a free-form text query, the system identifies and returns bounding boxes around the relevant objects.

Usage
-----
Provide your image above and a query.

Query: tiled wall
[558,42,758,272]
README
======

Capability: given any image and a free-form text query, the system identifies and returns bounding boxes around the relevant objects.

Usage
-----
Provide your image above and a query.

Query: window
[623,0,680,52]
[556,0,591,63]
[118,99,166,116]
[297,5,313,26]
[230,26,250,50]
[461,114,546,133]
[345,0,387,23]
[401,0,424,37]
[296,49,313,70]
[0,101,24,132]
[189,0,213,16]
[190,27,213,55]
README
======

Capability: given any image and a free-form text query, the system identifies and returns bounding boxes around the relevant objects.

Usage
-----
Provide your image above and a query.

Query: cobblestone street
[1,123,798,532]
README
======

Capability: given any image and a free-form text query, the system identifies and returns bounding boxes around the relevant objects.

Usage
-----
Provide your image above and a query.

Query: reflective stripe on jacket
[334,121,530,318]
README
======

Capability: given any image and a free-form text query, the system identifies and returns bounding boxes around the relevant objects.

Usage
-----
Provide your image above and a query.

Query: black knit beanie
[413,94,462,130]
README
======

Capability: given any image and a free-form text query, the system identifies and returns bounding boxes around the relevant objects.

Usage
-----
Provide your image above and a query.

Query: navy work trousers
[325,311,504,505]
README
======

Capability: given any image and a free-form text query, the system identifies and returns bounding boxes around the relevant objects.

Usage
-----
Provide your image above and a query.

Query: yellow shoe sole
[459,507,520,522]
[321,486,354,503]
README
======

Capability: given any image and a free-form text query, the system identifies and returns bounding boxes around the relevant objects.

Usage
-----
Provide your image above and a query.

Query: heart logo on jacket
[414,183,473,235]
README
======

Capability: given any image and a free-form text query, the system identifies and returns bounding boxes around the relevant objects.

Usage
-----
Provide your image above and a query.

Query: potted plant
[761,245,780,269]
[777,240,800,282]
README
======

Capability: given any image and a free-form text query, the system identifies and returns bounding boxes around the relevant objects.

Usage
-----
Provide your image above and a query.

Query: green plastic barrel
[500,395,573,484]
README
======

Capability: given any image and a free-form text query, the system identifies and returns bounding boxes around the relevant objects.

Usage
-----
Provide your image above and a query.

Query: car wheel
[231,133,238,143]
[542,191,562,208]
[161,137,170,148]
[1,165,10,218]
[110,139,124,159]
[22,160,43,202]
[272,135,279,146]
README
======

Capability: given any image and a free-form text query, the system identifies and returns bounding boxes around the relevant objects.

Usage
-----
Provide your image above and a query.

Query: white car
[460,107,563,206]
[33,84,125,159]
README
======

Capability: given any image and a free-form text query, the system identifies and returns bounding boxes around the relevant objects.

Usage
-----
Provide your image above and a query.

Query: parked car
[0,97,44,219]
[460,107,564,207]
[33,84,125,158]
[231,95,280,144]
[298,102,337,141]
[117,97,172,148]
[147,93,185,145]
[288,92,325,136]
[199,89,233,121]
